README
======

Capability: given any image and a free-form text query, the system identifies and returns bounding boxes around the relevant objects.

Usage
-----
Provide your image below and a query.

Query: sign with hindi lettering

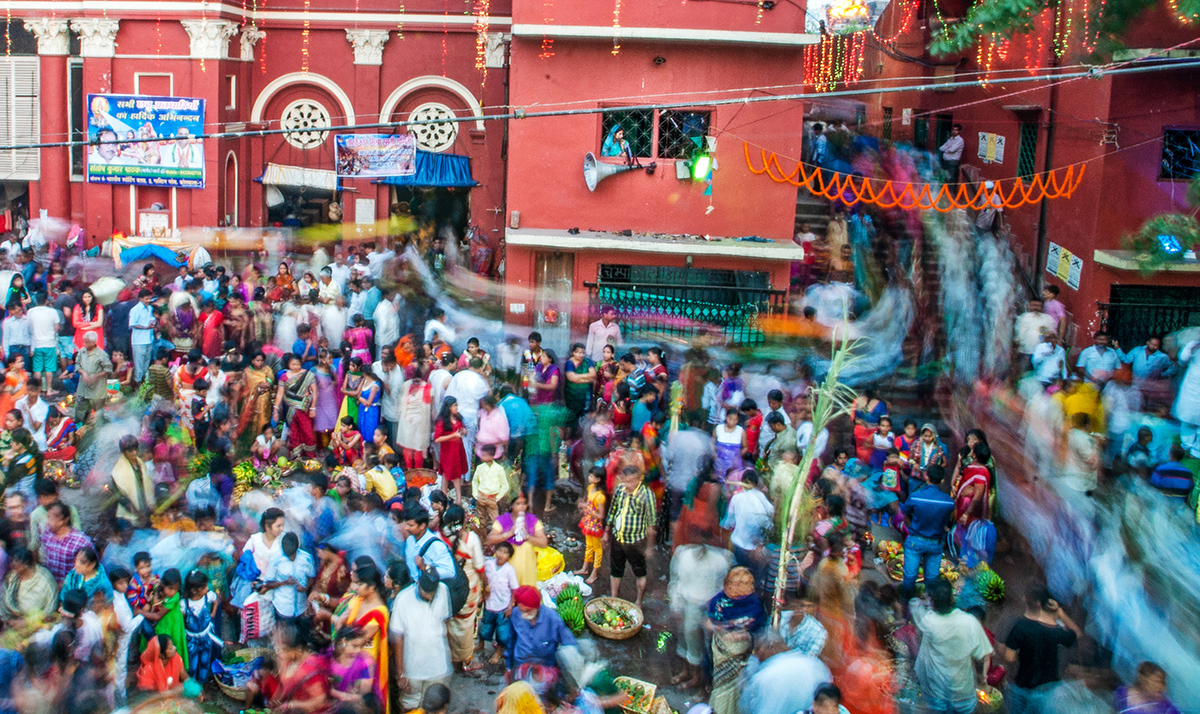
[86,94,206,188]
[335,134,417,178]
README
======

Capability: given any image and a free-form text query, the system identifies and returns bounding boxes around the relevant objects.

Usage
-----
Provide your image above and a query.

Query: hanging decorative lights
[473,0,490,82]
[539,0,554,58]
[300,0,311,72]
[803,31,866,92]
[611,0,621,55]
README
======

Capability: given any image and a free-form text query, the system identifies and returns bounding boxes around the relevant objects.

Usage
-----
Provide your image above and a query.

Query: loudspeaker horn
[583,152,636,192]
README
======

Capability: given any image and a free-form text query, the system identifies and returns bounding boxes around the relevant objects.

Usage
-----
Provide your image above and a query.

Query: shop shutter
[0,57,40,181]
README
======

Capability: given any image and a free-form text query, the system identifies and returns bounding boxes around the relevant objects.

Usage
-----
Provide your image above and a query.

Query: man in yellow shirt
[472,444,509,531]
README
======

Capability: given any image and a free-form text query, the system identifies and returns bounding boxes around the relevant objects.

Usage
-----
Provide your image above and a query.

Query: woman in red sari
[274,354,318,460]
[270,621,331,714]
[199,300,225,359]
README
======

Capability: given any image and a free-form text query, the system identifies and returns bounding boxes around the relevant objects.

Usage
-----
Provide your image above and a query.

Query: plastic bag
[240,592,274,642]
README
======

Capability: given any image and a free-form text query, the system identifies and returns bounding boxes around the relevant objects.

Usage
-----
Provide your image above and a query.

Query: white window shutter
[0,57,40,181]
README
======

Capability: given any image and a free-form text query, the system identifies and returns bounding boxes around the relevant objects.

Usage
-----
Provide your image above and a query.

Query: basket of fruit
[585,596,643,640]
[214,647,270,701]
[614,676,656,714]
[405,468,438,488]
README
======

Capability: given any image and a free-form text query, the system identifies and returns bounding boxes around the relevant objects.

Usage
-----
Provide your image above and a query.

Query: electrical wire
[27,58,1200,153]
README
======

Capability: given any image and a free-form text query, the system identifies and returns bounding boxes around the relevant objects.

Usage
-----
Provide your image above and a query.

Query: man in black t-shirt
[0,492,30,551]
[1002,585,1082,713]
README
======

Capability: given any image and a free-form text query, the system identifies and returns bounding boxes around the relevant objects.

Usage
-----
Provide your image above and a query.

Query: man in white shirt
[939,124,964,182]
[366,239,395,280]
[373,294,400,361]
[390,572,452,711]
[1074,330,1122,384]
[447,358,491,466]
[668,544,733,687]
[260,532,314,623]
[423,308,457,349]
[317,267,341,304]
[911,579,993,714]
[1013,298,1058,370]
[720,470,775,585]
[18,381,49,451]
[1032,333,1068,385]
[374,351,407,443]
[26,301,61,393]
[1,303,31,362]
[584,306,623,362]
[330,249,352,292]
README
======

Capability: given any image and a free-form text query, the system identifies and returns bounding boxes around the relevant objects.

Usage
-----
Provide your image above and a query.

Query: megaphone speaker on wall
[583,152,636,192]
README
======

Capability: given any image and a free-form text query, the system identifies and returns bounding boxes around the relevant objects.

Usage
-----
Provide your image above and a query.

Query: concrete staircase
[794,187,832,235]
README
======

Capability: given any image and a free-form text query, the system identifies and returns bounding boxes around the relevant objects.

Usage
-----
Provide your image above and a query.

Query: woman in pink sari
[344,314,373,364]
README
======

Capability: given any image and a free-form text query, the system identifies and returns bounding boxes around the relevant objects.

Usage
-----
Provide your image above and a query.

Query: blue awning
[373,149,477,188]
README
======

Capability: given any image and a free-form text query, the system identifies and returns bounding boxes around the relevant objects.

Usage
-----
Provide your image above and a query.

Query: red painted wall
[513,0,807,34]
[505,38,805,240]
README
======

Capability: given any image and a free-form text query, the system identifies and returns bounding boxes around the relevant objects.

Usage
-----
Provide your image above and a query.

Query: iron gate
[1098,285,1200,348]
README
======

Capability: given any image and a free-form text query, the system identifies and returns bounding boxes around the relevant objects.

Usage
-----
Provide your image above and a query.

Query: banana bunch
[976,566,1006,602]
[555,584,586,633]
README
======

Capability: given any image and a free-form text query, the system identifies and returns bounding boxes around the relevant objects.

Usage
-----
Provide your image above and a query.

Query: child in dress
[864,448,904,528]
[332,416,363,466]
[573,467,607,584]
[182,570,226,683]
[253,424,283,467]
[328,627,375,706]
[127,551,158,610]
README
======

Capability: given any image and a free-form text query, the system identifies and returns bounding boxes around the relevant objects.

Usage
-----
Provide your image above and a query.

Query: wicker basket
[406,467,438,488]
[214,647,270,701]
[584,596,643,640]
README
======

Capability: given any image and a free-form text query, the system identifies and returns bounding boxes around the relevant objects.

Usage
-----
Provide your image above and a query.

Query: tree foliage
[929,0,1200,57]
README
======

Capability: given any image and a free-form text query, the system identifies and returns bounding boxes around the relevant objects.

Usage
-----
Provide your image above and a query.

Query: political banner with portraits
[335,133,417,178]
[86,94,206,189]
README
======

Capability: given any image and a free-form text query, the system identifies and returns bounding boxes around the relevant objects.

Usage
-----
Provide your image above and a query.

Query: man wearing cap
[390,570,452,710]
[510,584,576,671]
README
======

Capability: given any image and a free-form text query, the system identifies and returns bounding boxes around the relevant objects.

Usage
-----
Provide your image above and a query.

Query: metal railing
[585,280,788,345]
[1097,301,1200,348]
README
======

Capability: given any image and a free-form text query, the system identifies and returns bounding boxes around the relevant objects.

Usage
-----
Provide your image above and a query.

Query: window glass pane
[1162,128,1200,180]
[657,110,711,160]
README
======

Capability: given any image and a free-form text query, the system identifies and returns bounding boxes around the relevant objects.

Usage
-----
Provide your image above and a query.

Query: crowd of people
[0,230,1188,714]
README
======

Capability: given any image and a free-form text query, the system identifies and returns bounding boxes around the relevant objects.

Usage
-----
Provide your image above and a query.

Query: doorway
[534,252,574,356]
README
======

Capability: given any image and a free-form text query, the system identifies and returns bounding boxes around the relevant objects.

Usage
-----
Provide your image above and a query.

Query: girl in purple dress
[313,348,341,451]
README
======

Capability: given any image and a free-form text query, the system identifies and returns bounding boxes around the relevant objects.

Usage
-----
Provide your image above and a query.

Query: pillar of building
[181,19,239,231]
[346,28,390,238]
[70,18,119,246]
[24,18,71,224]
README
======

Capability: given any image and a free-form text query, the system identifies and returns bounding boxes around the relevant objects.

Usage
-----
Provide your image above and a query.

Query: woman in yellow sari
[333,561,390,714]
[238,351,276,441]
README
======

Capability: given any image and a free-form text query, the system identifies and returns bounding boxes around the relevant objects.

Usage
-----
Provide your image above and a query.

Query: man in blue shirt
[1122,335,1175,382]
[899,463,955,599]
[401,504,456,582]
[510,584,576,669]
[498,384,535,464]
[1074,330,1122,383]
[128,289,157,383]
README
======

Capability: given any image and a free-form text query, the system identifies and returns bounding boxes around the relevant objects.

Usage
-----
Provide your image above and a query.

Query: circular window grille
[407,102,459,152]
[281,99,331,149]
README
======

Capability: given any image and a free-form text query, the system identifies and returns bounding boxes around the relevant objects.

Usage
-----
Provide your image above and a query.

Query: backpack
[419,536,470,614]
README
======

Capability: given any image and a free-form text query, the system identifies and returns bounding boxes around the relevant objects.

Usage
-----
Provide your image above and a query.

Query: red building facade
[20,2,511,245]
[850,1,1200,346]
[501,0,816,350]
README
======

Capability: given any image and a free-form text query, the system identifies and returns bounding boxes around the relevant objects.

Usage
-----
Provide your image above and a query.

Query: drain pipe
[1034,52,1059,297]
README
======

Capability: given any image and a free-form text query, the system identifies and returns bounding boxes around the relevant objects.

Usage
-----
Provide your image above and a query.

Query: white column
[180,19,239,60]
[23,18,70,55]
[345,29,390,66]
[70,18,119,58]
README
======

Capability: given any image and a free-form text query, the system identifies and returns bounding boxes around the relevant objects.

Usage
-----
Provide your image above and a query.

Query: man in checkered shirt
[39,501,94,583]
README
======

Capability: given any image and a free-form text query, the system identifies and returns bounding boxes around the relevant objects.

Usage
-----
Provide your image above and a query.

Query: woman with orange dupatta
[332,561,390,714]
[270,621,331,714]
[0,354,29,426]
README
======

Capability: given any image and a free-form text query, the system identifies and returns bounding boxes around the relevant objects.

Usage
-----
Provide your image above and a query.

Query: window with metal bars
[1018,121,1039,178]
[601,109,654,159]
[1161,128,1200,180]
[657,110,711,160]
[882,107,893,141]
[913,117,929,150]
[935,113,954,149]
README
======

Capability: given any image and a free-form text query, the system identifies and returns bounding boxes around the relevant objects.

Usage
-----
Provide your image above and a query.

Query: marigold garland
[743,142,1086,212]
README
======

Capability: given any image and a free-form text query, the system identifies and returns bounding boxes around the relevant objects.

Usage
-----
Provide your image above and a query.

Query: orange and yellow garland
[743,142,1087,212]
